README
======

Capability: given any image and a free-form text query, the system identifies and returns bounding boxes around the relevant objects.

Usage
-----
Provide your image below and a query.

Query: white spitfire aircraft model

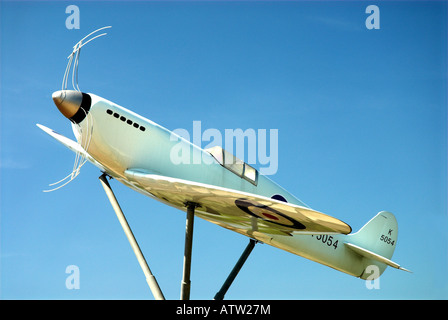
[37,27,410,300]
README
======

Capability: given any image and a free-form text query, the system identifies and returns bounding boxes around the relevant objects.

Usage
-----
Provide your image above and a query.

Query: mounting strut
[180,201,199,300]
[99,173,165,300]
[214,239,257,300]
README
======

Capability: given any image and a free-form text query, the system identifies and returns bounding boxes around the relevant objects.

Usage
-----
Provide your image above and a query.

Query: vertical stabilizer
[345,211,410,278]
[349,211,398,260]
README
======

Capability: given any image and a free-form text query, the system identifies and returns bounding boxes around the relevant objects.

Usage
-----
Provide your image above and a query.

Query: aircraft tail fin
[346,211,411,278]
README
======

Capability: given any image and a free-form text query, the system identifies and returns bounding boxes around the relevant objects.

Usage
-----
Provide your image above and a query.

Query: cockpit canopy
[206,146,258,185]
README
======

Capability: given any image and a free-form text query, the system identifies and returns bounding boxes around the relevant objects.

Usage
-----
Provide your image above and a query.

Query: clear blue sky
[1,1,447,299]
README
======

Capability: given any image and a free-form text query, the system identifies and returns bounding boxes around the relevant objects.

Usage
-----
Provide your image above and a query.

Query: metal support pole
[180,202,197,300]
[214,239,257,300]
[99,174,165,300]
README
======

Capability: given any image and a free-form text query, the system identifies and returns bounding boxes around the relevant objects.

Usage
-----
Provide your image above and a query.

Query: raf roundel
[235,198,306,230]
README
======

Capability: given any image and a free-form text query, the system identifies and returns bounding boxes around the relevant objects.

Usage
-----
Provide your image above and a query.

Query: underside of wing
[124,169,352,238]
[37,124,84,154]
[36,123,105,171]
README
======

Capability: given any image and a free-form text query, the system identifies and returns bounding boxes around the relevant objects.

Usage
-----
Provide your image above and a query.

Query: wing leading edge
[36,123,106,171]
[124,169,352,237]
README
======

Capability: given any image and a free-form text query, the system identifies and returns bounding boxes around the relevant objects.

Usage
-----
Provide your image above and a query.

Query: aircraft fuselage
[72,93,376,279]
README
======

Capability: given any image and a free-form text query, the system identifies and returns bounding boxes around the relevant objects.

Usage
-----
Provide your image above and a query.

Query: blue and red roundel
[235,198,306,230]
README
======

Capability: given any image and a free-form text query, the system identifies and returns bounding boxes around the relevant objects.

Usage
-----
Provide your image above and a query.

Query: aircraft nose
[52,90,82,118]
[52,90,91,124]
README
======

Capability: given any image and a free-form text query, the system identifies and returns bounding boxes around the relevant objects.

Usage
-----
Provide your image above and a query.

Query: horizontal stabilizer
[344,242,411,273]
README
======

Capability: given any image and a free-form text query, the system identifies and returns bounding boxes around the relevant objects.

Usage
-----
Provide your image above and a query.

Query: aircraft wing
[36,124,85,155]
[124,169,352,237]
[36,124,106,172]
